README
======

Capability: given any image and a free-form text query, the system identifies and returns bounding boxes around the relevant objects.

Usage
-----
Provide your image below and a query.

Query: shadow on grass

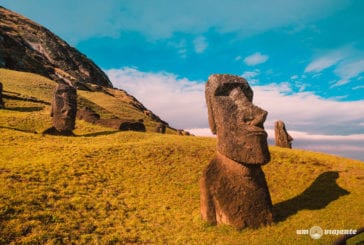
[273,171,350,223]
[6,106,44,112]
[0,126,37,134]
[80,131,119,137]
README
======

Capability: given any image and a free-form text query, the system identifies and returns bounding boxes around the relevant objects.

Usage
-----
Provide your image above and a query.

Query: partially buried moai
[200,74,273,229]
[275,120,293,148]
[43,83,77,135]
[0,82,4,109]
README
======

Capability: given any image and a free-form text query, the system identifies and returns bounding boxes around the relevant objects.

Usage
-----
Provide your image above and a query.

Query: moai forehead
[205,74,270,165]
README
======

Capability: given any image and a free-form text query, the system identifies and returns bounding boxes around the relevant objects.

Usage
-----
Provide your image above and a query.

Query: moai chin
[275,120,293,148]
[43,83,77,135]
[201,74,273,229]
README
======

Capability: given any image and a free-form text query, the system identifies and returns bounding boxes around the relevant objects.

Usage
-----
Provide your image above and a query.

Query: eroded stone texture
[274,120,293,148]
[201,152,273,229]
[96,118,146,132]
[77,107,100,124]
[43,83,77,135]
[155,123,166,134]
[205,74,270,164]
[0,82,4,109]
[201,74,272,229]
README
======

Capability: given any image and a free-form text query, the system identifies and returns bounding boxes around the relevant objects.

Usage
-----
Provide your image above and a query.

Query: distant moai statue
[274,120,293,148]
[43,83,77,135]
[200,74,273,229]
[0,82,4,109]
[155,122,166,134]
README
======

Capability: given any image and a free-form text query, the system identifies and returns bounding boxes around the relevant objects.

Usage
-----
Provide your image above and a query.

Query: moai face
[205,74,270,165]
[51,83,77,131]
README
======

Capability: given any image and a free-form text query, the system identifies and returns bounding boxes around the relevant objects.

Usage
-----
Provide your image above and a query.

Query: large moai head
[51,83,77,132]
[274,120,293,148]
[205,74,270,164]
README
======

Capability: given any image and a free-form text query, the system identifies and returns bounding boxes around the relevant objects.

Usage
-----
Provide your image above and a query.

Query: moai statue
[155,122,166,134]
[0,82,4,109]
[274,120,293,148]
[43,83,77,135]
[200,74,273,229]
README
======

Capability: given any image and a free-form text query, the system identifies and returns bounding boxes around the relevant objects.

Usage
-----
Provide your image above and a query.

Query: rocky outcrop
[77,107,100,124]
[0,6,112,87]
[201,74,272,229]
[155,122,166,134]
[274,120,293,148]
[97,118,146,132]
[43,83,77,136]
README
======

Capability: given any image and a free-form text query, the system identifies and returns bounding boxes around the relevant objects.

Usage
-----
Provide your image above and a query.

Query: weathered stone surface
[77,107,100,124]
[0,6,112,87]
[0,82,4,109]
[97,118,146,132]
[200,152,273,229]
[201,74,272,229]
[43,83,77,135]
[274,120,293,148]
[205,74,270,164]
[155,123,166,134]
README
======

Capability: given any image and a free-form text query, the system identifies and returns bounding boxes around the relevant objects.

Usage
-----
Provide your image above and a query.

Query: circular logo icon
[309,226,323,239]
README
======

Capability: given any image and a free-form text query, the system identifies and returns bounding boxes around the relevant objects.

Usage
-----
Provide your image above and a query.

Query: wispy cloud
[305,46,364,87]
[193,36,208,53]
[304,49,346,73]
[244,52,269,66]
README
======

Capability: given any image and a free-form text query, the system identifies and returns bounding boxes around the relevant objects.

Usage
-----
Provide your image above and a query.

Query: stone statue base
[200,152,273,229]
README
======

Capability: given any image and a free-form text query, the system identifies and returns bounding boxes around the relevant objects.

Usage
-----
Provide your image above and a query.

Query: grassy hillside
[0,68,171,133]
[0,69,363,244]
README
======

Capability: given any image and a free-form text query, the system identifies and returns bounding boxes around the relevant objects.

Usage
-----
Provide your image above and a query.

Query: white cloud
[106,67,206,129]
[253,83,364,135]
[193,36,208,53]
[244,52,269,66]
[305,46,364,87]
[107,67,364,136]
[331,58,364,87]
[304,51,345,73]
[241,70,260,80]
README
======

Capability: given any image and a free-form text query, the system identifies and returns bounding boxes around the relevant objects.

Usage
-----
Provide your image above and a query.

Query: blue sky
[2,0,364,160]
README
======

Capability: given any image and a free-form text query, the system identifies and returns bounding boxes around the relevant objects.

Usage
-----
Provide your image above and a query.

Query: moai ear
[205,81,217,135]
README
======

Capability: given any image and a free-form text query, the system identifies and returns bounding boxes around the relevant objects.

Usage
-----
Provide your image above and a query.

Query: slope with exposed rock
[0,6,112,87]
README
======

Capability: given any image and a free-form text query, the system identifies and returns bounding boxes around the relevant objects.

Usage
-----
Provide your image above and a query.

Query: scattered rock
[43,83,77,136]
[274,120,293,148]
[155,122,166,134]
[77,107,100,124]
[0,82,4,109]
[97,119,146,132]
[201,74,272,229]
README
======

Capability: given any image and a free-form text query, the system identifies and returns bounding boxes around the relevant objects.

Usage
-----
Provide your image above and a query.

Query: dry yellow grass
[0,68,363,244]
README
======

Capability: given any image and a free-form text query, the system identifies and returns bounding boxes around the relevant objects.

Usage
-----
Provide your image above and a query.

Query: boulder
[274,120,293,148]
[201,74,272,229]
[155,122,166,134]
[77,107,100,124]
[97,119,146,132]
